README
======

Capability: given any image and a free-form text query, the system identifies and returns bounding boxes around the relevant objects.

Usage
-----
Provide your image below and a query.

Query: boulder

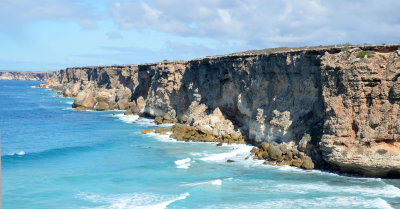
[268,144,283,161]
[141,129,154,134]
[301,156,315,170]
[117,99,129,110]
[277,161,291,166]
[291,158,303,167]
[124,109,133,115]
[72,91,96,109]
[250,147,259,153]
[154,117,164,124]
[155,127,168,135]
[74,106,89,111]
[154,116,178,124]
[264,161,276,166]
[260,142,270,151]
[94,101,110,111]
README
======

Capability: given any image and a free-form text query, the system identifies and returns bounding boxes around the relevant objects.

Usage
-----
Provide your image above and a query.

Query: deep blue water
[1,80,400,209]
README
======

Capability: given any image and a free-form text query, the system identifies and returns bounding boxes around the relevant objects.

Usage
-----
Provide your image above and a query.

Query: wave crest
[77,192,189,209]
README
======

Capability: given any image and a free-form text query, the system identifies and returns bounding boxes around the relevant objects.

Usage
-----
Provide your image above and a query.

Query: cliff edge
[40,44,400,177]
[0,71,54,81]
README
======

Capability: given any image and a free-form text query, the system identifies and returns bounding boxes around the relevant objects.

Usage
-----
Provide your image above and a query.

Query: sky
[1,0,399,71]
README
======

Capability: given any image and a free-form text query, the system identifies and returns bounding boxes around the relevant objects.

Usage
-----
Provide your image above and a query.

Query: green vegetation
[341,44,352,52]
[356,50,374,58]
[379,54,387,60]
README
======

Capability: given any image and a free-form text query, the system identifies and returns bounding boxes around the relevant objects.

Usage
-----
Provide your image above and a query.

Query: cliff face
[320,47,400,177]
[0,71,54,81]
[45,45,400,177]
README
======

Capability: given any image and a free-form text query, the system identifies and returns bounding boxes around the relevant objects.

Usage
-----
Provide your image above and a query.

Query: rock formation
[0,71,54,81]
[34,44,400,177]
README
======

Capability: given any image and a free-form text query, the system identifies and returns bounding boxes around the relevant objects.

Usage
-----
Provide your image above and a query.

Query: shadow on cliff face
[167,53,329,168]
[177,53,326,144]
[389,75,400,104]
[132,65,156,101]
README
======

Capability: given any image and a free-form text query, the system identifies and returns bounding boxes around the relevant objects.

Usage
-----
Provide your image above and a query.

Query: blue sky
[1,0,399,71]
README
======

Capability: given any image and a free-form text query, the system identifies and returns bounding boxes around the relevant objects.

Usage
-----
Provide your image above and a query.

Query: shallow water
[1,80,400,209]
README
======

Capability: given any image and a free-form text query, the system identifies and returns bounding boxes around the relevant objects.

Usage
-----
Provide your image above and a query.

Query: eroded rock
[141,129,154,134]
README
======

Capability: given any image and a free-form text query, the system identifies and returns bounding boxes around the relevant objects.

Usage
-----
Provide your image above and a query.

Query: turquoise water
[1,80,400,209]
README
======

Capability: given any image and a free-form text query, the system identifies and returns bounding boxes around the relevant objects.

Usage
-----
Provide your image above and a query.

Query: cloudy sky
[1,0,399,71]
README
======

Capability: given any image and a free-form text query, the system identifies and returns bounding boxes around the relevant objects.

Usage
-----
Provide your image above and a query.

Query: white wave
[145,132,181,143]
[135,118,174,127]
[65,101,73,105]
[211,179,222,185]
[278,165,301,171]
[78,192,189,209]
[190,152,208,157]
[203,196,393,209]
[175,158,191,169]
[182,179,223,187]
[199,144,253,162]
[159,123,174,127]
[269,182,400,198]
[16,151,25,155]
[113,114,139,123]
[136,118,156,126]
[5,151,26,156]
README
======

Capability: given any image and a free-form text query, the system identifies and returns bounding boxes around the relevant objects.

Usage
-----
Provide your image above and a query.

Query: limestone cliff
[43,44,400,177]
[0,71,54,81]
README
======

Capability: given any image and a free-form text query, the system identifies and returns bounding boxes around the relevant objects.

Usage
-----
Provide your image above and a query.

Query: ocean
[1,80,400,209]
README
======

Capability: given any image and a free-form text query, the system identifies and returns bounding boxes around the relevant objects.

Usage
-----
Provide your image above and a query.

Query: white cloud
[109,0,400,48]
[0,0,102,30]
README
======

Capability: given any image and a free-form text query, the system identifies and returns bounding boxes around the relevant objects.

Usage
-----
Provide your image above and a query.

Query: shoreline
[30,85,379,179]
[7,44,400,178]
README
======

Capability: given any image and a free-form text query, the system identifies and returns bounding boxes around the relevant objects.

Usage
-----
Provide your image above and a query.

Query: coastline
[6,44,400,178]
[3,80,400,208]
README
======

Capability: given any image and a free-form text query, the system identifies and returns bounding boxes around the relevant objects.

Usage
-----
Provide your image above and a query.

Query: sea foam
[199,144,253,162]
[182,179,223,187]
[174,158,191,169]
[113,114,139,124]
[201,196,393,209]
[78,192,189,209]
[5,151,26,156]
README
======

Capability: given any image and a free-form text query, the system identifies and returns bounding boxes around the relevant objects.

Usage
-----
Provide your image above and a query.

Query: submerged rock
[264,161,276,166]
[154,116,178,124]
[155,127,168,135]
[124,109,137,115]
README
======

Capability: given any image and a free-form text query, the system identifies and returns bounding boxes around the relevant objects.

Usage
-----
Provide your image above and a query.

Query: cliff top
[57,44,400,70]
[0,70,55,73]
[214,43,400,57]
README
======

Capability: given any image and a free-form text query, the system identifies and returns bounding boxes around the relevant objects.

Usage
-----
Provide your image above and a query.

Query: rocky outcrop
[253,141,315,169]
[0,71,54,81]
[43,44,400,177]
[48,65,141,110]
[319,47,400,177]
